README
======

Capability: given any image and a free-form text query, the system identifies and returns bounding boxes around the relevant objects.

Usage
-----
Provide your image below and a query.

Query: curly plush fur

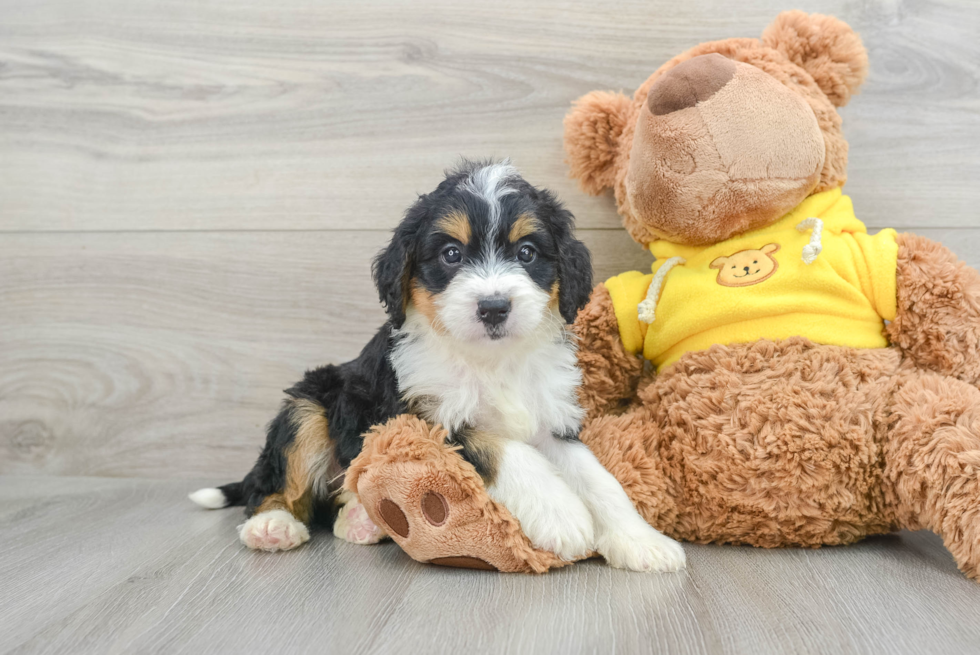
[573,284,644,421]
[347,11,980,579]
[889,233,980,388]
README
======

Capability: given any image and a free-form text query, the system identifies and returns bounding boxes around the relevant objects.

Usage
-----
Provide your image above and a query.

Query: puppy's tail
[188,481,245,510]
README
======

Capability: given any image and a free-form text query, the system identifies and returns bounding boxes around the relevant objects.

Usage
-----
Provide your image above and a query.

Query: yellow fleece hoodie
[605,188,898,370]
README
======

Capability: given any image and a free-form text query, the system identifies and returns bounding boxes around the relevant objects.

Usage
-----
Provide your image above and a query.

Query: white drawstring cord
[796,217,823,264]
[638,256,685,323]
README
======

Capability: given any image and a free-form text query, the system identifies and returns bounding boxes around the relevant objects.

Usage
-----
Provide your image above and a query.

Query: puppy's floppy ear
[538,190,593,323]
[557,234,593,323]
[372,198,427,328]
[372,234,410,328]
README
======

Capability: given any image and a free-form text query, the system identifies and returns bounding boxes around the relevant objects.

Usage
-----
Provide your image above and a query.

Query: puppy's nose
[477,297,511,327]
[743,266,751,273]
[646,53,736,116]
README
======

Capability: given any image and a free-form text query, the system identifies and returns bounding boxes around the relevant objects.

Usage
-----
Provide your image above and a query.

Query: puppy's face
[373,162,593,343]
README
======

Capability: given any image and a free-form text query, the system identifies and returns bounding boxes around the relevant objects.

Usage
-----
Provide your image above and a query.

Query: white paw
[519,498,595,561]
[596,525,686,572]
[333,499,387,545]
[238,509,310,552]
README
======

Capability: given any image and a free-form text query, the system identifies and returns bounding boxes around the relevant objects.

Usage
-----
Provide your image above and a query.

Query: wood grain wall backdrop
[0,0,978,477]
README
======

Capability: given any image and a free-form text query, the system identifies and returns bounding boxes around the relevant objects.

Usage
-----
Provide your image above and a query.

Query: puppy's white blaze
[538,438,687,572]
[188,487,227,509]
[461,162,518,225]
[488,440,594,561]
[438,257,550,342]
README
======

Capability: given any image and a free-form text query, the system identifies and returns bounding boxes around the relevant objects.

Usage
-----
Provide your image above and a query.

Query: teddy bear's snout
[647,53,736,116]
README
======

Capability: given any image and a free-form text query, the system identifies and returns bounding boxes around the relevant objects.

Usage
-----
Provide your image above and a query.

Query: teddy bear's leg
[574,283,644,420]
[883,371,980,579]
[578,405,680,537]
[888,233,980,387]
[344,415,569,573]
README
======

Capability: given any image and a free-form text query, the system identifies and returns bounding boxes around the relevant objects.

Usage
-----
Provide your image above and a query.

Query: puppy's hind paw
[597,527,686,573]
[334,498,387,545]
[239,509,310,552]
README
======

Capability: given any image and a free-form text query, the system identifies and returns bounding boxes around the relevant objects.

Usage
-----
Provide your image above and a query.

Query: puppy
[190,161,685,572]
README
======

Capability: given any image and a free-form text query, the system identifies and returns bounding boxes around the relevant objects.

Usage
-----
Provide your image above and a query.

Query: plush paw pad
[421,491,449,526]
[334,499,387,545]
[239,509,310,552]
[377,498,410,538]
[596,527,686,573]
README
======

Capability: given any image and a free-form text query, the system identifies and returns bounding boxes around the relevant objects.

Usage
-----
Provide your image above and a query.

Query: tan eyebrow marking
[509,214,541,243]
[435,211,471,245]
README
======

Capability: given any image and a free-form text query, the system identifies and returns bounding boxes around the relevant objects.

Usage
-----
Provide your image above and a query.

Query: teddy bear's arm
[574,283,645,420]
[886,233,980,387]
[345,415,569,572]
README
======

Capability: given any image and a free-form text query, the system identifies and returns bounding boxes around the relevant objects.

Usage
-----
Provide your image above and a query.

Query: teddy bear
[345,10,980,578]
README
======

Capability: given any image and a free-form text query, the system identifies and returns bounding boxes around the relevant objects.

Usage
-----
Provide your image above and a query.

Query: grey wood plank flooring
[2,476,980,655]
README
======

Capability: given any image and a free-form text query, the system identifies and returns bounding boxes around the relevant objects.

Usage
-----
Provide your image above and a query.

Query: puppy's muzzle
[477,296,511,327]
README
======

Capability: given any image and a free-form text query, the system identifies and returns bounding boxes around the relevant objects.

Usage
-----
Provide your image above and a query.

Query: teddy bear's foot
[885,372,980,580]
[345,416,572,573]
[596,524,686,572]
[333,491,387,545]
[238,509,310,552]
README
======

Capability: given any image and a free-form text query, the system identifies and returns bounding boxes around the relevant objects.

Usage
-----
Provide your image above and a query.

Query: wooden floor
[2,476,980,655]
[3,0,980,652]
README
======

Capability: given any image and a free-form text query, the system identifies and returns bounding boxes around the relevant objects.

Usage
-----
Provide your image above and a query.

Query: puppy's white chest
[467,375,538,441]
[391,329,584,441]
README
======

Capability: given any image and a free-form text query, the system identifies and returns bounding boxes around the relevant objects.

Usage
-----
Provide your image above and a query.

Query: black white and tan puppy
[190,161,686,572]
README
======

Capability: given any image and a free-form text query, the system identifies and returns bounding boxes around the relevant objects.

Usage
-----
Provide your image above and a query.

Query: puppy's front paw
[520,500,595,561]
[239,509,310,552]
[596,525,686,572]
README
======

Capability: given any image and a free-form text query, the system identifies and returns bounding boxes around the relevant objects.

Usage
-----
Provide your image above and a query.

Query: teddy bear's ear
[563,90,633,195]
[761,10,869,107]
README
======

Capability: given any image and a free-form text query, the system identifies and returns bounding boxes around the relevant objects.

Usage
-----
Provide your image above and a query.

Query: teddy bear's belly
[584,337,907,548]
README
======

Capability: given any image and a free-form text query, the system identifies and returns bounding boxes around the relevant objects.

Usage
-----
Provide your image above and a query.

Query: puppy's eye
[442,246,462,265]
[518,245,536,263]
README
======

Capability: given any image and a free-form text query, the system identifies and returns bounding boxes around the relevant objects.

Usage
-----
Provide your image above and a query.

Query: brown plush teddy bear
[346,11,980,578]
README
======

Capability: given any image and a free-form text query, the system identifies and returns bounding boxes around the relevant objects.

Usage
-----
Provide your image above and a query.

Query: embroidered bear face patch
[710,243,780,287]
